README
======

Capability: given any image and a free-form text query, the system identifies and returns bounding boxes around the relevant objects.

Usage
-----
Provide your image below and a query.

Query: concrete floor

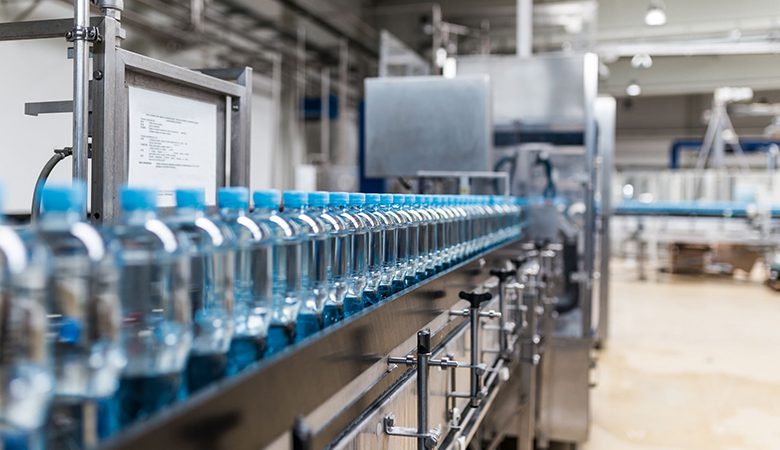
[584,261,780,450]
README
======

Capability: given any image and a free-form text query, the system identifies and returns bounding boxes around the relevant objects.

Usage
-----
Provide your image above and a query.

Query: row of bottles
[0,183,523,449]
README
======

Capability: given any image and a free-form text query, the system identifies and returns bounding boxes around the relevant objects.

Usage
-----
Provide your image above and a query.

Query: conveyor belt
[613,201,780,218]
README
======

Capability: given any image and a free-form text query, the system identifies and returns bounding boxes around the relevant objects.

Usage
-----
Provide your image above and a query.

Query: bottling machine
[0,2,613,447]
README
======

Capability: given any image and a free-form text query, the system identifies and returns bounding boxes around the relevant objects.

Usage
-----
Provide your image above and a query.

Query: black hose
[31,148,72,221]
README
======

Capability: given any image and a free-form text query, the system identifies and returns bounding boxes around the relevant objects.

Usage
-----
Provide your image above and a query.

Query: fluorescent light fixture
[626,80,642,97]
[645,0,667,26]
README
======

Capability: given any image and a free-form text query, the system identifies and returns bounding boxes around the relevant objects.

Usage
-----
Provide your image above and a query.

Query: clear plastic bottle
[34,182,123,448]
[376,194,397,299]
[0,188,53,450]
[107,187,192,432]
[341,193,369,316]
[416,195,435,279]
[217,187,271,374]
[386,195,409,294]
[165,188,235,394]
[251,190,299,357]
[402,194,423,287]
[279,191,322,342]
[361,194,384,305]
[307,192,342,327]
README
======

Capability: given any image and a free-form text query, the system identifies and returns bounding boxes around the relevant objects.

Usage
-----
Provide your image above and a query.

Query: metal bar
[24,100,76,116]
[516,0,532,57]
[72,0,91,211]
[90,15,124,223]
[469,304,480,408]
[580,53,599,337]
[0,17,99,41]
[594,96,615,348]
[119,49,245,97]
[417,336,430,450]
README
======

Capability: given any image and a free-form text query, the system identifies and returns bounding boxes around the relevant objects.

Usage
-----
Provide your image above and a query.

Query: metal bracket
[383,415,441,449]
[65,25,100,42]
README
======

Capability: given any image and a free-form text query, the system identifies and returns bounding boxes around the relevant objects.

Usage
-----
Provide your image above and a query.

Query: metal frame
[594,96,615,348]
[0,15,252,223]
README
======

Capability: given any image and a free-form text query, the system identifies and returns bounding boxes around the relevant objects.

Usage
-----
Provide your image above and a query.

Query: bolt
[93,70,103,80]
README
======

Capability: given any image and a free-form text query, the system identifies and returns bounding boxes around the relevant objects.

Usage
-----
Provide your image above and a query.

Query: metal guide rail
[100,238,537,450]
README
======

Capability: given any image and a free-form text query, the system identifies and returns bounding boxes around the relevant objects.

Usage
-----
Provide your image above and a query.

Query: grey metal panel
[364,76,492,178]
[536,337,591,443]
[456,54,587,129]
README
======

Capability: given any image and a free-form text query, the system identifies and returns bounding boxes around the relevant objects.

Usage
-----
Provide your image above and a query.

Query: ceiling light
[626,80,642,97]
[645,0,667,26]
[631,53,653,69]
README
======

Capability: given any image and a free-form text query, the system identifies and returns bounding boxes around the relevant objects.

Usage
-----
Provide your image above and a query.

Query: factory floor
[584,259,780,450]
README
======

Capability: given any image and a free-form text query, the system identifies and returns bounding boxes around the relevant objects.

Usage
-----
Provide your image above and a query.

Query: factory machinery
[0,3,613,449]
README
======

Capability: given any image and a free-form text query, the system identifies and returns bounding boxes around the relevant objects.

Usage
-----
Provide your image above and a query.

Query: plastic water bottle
[323,192,355,321]
[0,188,53,450]
[375,194,397,299]
[388,195,411,293]
[340,193,369,316]
[251,190,299,356]
[218,187,271,374]
[107,187,192,432]
[35,182,123,448]
[404,195,425,285]
[279,191,322,342]
[361,194,384,305]
[166,188,235,394]
[307,192,342,327]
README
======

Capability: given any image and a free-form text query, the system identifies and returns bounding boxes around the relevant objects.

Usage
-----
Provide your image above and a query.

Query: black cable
[31,147,72,221]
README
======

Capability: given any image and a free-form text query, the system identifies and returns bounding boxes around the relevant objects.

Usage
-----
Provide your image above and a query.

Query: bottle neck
[123,209,157,224]
[176,206,205,219]
[39,210,81,227]
[220,207,248,218]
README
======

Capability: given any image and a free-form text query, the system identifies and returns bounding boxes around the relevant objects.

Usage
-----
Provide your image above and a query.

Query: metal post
[320,67,331,164]
[516,0,532,57]
[72,0,91,215]
[469,305,480,408]
[417,330,431,450]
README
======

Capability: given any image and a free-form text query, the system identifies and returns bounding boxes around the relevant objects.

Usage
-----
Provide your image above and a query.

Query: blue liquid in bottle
[103,187,193,436]
[166,188,235,395]
[35,182,123,448]
[217,187,272,375]
[0,184,53,449]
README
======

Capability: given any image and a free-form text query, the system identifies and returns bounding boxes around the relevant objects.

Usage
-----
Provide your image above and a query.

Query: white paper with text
[128,86,218,207]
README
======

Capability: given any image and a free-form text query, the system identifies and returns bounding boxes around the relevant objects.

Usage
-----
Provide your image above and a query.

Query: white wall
[0,3,277,214]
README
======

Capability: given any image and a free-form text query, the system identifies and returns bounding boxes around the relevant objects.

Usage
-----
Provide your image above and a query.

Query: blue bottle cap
[330,192,349,207]
[392,194,406,205]
[175,188,206,210]
[41,181,87,213]
[218,187,249,209]
[380,194,394,206]
[404,194,415,205]
[365,193,381,206]
[348,192,366,206]
[253,189,281,209]
[121,187,158,212]
[283,190,307,209]
[308,191,329,208]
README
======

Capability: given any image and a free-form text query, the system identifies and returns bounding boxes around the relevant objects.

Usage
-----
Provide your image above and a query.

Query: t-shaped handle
[490,268,514,282]
[459,291,493,309]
